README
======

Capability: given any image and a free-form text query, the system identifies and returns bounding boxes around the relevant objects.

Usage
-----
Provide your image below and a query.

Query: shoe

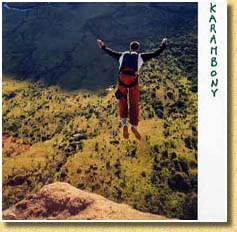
[131,127,141,140]
[123,125,129,139]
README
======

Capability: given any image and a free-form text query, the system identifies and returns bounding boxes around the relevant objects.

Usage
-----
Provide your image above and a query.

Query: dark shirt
[101,43,166,63]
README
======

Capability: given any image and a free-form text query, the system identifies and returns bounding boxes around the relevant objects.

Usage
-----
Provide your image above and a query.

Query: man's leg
[129,84,141,140]
[118,85,129,139]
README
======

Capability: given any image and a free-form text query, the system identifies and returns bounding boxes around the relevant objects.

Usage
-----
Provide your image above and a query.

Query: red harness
[119,68,138,88]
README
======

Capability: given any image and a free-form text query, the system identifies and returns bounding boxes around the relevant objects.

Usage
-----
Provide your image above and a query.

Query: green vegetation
[3,2,197,90]
[2,27,197,219]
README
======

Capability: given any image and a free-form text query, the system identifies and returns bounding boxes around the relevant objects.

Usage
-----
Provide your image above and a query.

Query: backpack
[116,52,139,91]
[119,52,139,75]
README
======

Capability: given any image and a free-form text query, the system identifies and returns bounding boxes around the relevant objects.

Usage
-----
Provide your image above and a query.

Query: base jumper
[97,38,167,140]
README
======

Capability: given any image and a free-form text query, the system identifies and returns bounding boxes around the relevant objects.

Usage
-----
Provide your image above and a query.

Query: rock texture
[2,182,174,220]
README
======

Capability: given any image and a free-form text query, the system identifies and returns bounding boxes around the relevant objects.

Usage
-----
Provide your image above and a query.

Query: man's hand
[97,39,104,48]
[161,38,167,46]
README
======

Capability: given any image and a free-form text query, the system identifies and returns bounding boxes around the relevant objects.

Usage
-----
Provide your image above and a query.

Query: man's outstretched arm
[140,38,167,62]
[97,39,122,61]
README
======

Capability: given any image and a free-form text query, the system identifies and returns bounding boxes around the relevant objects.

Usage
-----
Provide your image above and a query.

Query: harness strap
[119,77,138,88]
[120,69,136,76]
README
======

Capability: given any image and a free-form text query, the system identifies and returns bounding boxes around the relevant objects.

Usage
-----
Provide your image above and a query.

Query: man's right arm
[140,38,167,62]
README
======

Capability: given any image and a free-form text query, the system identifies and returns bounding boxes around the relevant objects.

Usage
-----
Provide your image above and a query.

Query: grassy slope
[2,29,197,219]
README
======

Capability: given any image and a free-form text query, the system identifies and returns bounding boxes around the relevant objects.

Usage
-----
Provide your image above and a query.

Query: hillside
[3,182,175,220]
[2,2,197,220]
[2,31,197,220]
[3,2,197,90]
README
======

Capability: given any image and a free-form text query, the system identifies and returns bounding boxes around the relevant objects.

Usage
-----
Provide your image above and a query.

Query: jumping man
[97,38,167,140]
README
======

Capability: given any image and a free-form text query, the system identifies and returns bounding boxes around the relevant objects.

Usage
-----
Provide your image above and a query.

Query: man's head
[130,41,140,52]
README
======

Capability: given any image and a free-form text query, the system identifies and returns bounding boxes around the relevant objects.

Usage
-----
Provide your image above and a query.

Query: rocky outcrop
[3,182,174,220]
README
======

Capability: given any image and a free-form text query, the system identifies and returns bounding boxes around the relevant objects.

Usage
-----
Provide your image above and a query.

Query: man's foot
[123,125,129,139]
[131,127,141,140]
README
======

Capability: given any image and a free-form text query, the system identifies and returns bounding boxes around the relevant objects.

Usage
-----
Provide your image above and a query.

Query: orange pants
[118,74,140,126]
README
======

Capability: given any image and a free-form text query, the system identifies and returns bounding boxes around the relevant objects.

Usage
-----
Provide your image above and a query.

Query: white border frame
[198,0,227,221]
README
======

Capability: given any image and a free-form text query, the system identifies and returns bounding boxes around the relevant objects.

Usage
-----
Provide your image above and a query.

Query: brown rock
[3,182,175,220]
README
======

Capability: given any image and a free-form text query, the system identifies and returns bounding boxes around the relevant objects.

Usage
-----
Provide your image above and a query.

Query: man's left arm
[97,39,122,61]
